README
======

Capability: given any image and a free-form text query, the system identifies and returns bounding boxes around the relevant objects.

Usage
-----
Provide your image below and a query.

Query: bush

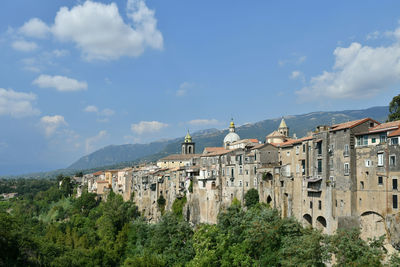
[244,189,259,208]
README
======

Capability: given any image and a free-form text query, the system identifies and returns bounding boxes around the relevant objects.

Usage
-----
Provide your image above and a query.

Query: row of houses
[76,117,400,247]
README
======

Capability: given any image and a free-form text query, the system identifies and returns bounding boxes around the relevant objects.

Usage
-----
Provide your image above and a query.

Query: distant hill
[2,106,389,179]
[67,106,389,171]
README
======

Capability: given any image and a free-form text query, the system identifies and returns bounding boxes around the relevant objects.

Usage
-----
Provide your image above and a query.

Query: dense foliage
[0,179,397,266]
[388,94,400,122]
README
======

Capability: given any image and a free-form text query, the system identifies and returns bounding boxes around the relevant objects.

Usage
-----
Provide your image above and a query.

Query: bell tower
[182,131,195,154]
[278,118,289,137]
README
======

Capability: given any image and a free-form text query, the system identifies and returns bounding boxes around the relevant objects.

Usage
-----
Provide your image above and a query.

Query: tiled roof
[330,118,378,132]
[203,147,226,154]
[277,136,313,147]
[248,139,259,143]
[158,154,200,161]
[266,130,286,138]
[388,128,400,137]
[200,149,230,157]
[93,171,104,176]
[369,120,400,132]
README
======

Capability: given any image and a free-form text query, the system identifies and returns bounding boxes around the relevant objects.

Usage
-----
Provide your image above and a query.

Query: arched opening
[263,172,273,181]
[188,146,192,154]
[267,195,272,204]
[316,216,327,229]
[211,181,216,190]
[360,211,385,241]
[303,214,312,226]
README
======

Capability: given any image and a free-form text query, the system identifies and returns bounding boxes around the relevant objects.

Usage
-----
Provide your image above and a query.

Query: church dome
[224,132,240,144]
[224,119,240,145]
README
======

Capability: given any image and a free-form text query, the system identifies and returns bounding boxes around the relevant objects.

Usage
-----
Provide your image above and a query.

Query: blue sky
[1,0,400,175]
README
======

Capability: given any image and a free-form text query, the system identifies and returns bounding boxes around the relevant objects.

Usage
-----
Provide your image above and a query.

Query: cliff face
[386,214,400,250]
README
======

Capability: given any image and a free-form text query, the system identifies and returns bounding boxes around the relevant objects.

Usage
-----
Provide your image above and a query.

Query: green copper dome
[184,131,192,143]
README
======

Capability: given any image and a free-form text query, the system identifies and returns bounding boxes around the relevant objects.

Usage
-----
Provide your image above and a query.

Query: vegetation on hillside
[1,178,398,266]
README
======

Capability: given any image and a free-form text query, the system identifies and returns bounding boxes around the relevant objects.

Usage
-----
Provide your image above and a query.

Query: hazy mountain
[67,106,388,171]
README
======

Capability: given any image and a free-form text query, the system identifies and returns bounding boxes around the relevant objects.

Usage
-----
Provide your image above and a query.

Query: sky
[1,0,400,175]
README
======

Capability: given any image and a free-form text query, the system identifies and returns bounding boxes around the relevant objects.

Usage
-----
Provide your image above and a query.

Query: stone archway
[303,214,312,226]
[360,211,385,241]
[316,216,327,230]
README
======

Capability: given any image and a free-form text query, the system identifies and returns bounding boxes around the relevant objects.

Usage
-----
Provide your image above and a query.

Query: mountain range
[2,106,389,178]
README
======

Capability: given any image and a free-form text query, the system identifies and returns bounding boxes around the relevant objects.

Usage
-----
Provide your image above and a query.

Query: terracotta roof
[277,136,313,147]
[388,128,400,137]
[203,147,226,154]
[369,120,400,132]
[158,154,200,161]
[93,171,104,176]
[266,130,286,138]
[200,149,230,157]
[249,139,259,143]
[330,118,379,132]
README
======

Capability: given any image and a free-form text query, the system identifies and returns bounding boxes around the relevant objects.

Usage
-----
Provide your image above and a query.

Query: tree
[388,94,400,122]
[244,188,259,208]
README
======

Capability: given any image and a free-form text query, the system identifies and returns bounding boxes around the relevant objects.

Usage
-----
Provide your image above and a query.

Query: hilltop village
[75,117,400,247]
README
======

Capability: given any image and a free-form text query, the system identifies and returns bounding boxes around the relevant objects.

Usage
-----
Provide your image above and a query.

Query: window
[344,144,349,156]
[310,201,313,209]
[301,160,306,175]
[246,181,249,187]
[390,155,396,166]
[365,160,372,167]
[391,137,399,145]
[317,159,322,173]
[280,181,284,187]
[318,200,322,210]
[393,179,398,190]
[378,153,384,166]
[286,151,290,156]
[239,166,243,175]
[245,170,249,175]
[380,133,387,143]
[357,136,362,146]
[254,167,257,174]
[303,144,306,153]
[372,138,376,144]
[330,158,334,170]
[317,141,322,155]
[363,135,368,146]
[226,181,229,186]
[254,178,257,187]
[296,146,299,155]
[393,195,398,209]
[344,163,350,175]
[378,176,383,185]
[360,181,364,190]
[239,180,242,187]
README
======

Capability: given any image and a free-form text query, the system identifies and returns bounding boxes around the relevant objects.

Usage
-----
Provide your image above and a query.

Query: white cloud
[85,130,108,153]
[278,55,306,66]
[176,82,193,96]
[188,119,219,126]
[19,18,50,39]
[11,40,38,52]
[33,74,88,92]
[84,105,98,113]
[46,0,163,60]
[290,71,302,79]
[40,115,67,137]
[131,121,168,134]
[0,88,40,118]
[84,105,115,122]
[296,33,400,100]
[366,31,380,40]
[52,49,69,57]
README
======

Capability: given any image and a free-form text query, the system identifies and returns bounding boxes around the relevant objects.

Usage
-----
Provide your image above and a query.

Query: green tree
[388,94,400,122]
[157,195,166,214]
[244,188,259,208]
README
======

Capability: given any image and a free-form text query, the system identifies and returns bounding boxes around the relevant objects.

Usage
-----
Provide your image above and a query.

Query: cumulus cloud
[39,0,163,60]
[131,121,168,134]
[19,18,50,38]
[290,71,302,79]
[0,88,40,118]
[296,32,400,100]
[84,105,98,113]
[40,115,67,137]
[33,74,88,92]
[84,105,115,122]
[188,119,219,126]
[85,130,108,153]
[11,40,38,52]
[176,82,193,96]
